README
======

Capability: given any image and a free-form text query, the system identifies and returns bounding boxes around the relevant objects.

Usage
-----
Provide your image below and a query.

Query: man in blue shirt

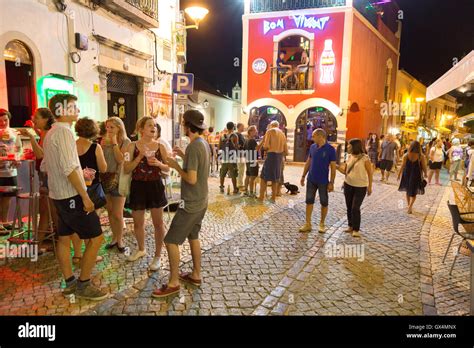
[300,129,337,233]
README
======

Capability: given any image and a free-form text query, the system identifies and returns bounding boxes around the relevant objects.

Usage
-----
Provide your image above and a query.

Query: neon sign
[263,19,284,35]
[263,16,330,35]
[293,15,330,30]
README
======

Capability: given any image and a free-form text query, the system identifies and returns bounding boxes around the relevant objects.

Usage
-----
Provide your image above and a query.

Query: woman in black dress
[398,141,428,214]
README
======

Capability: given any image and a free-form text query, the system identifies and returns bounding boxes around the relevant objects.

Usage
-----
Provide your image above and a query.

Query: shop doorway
[248,106,287,138]
[4,40,36,127]
[294,107,338,162]
[107,72,138,137]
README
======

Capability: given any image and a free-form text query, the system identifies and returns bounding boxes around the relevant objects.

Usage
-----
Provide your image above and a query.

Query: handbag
[100,172,119,193]
[418,159,428,189]
[87,182,107,210]
[118,143,135,197]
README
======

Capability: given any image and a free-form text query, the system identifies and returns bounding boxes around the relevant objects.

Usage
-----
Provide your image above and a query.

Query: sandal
[179,272,202,286]
[105,242,117,250]
[72,255,103,264]
[151,284,180,298]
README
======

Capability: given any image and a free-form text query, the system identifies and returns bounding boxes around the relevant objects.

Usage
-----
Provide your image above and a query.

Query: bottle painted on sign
[320,39,335,84]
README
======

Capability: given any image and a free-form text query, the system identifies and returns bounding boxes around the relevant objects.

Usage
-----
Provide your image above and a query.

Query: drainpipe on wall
[64,12,78,81]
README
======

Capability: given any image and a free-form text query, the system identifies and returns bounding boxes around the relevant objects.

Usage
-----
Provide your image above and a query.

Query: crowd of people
[1,97,473,301]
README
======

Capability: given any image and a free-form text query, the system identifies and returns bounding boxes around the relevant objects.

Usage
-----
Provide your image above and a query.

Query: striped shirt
[40,122,86,200]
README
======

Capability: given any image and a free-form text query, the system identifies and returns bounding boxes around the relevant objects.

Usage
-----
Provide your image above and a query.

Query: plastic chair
[443,201,474,275]
[162,169,182,223]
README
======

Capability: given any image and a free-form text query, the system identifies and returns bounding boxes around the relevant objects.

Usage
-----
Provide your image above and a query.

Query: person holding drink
[0,108,23,235]
[72,118,107,265]
[100,117,131,253]
[123,116,169,271]
[19,108,58,246]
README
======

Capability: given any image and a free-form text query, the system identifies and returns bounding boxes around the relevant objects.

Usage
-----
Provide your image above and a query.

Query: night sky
[181,0,474,95]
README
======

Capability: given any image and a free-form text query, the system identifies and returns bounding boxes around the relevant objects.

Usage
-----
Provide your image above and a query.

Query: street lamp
[183,6,209,30]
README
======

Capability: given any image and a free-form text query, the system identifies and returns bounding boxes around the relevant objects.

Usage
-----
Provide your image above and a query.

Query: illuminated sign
[320,39,335,84]
[293,15,330,30]
[263,15,330,35]
[252,58,267,74]
[267,107,279,115]
[263,19,284,35]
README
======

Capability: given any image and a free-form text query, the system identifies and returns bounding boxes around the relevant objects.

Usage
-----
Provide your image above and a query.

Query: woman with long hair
[398,141,428,214]
[337,138,373,238]
[123,116,169,271]
[366,133,379,171]
[19,108,57,246]
[100,117,131,253]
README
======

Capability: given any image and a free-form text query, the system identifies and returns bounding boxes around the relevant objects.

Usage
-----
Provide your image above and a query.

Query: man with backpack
[218,122,239,194]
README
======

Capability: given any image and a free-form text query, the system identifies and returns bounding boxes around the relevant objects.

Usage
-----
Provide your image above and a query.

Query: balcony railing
[270,66,315,91]
[125,0,158,20]
[250,0,347,13]
[94,0,159,28]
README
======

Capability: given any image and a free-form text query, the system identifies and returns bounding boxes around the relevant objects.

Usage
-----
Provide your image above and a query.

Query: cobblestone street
[0,164,471,316]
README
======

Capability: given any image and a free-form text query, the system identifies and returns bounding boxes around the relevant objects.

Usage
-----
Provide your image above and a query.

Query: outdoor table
[468,239,474,316]
[0,157,37,240]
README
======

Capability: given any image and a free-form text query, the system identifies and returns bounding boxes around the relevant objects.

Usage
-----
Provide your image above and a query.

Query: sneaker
[62,279,77,296]
[149,257,161,271]
[127,250,147,262]
[318,224,326,234]
[76,282,108,301]
[352,231,361,238]
[299,223,312,233]
[344,227,353,233]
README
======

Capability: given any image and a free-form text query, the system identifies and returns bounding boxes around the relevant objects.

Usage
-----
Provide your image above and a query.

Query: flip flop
[72,255,103,264]
[151,284,180,298]
[179,272,202,286]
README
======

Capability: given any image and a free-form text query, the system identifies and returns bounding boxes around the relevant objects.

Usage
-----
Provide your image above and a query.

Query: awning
[400,126,417,133]
[426,50,474,101]
[456,113,474,128]
[436,126,452,134]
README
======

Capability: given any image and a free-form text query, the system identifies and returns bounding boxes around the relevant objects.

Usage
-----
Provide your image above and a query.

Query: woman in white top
[428,139,444,185]
[337,139,373,238]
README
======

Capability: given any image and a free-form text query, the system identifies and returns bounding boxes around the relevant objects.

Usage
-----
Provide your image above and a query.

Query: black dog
[284,182,299,195]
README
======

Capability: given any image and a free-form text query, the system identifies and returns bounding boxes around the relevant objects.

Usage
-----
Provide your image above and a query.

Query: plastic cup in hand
[83,168,96,187]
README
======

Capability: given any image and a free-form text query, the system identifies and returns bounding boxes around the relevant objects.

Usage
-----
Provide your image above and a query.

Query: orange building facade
[241,0,401,161]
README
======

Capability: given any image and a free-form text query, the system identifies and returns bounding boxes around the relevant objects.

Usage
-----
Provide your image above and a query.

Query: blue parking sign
[172,73,194,95]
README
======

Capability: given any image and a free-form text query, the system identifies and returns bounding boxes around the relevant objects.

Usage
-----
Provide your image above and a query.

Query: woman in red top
[19,108,58,246]
[123,116,169,271]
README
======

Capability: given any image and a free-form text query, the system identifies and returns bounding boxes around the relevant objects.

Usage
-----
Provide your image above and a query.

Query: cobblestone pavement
[0,164,471,316]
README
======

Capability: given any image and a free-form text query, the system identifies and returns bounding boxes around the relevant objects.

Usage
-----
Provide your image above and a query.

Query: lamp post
[172,6,209,145]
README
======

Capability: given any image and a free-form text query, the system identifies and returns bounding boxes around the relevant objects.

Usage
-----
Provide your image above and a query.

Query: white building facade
[0,0,182,143]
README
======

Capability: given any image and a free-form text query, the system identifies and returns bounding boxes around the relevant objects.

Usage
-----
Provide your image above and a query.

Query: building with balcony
[393,69,457,141]
[0,0,182,143]
[241,0,402,161]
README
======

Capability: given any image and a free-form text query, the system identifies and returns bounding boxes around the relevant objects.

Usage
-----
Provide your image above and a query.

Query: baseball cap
[183,109,207,130]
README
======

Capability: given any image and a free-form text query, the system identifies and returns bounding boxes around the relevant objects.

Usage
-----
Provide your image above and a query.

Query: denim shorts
[305,180,329,207]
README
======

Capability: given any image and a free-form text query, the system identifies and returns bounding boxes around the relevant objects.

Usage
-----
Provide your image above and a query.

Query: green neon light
[37,75,74,107]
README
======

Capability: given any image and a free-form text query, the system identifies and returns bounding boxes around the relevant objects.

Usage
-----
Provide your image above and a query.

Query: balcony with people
[270,36,315,93]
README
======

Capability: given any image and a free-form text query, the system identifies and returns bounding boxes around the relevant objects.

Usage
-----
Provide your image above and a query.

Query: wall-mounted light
[184,6,209,30]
